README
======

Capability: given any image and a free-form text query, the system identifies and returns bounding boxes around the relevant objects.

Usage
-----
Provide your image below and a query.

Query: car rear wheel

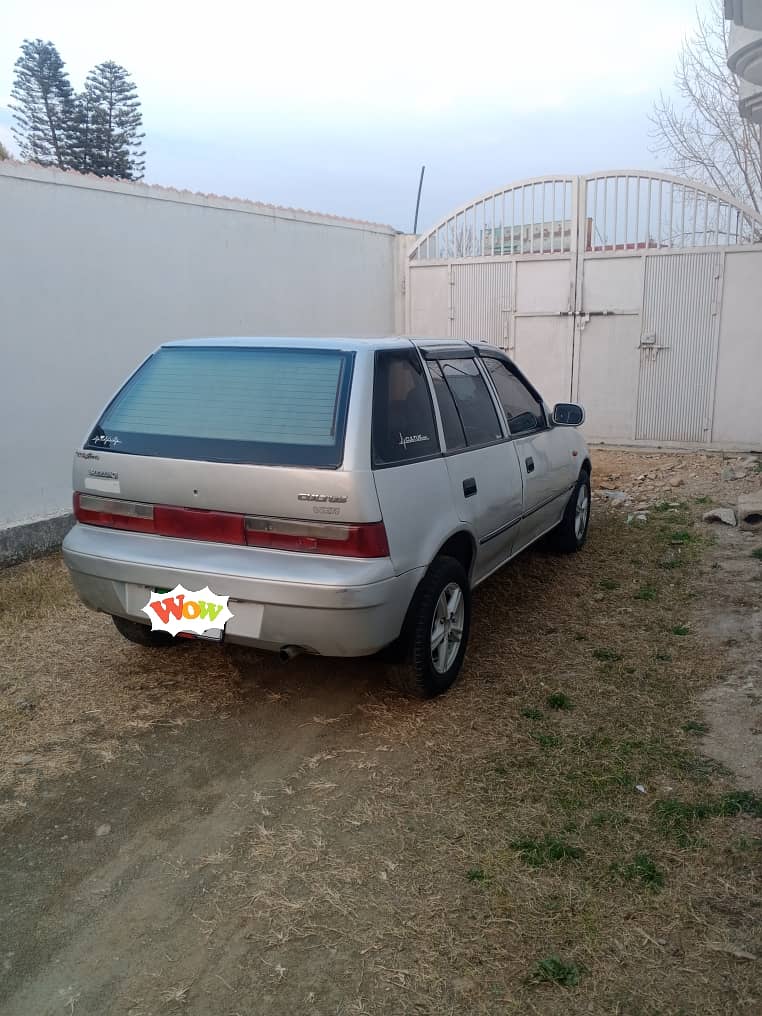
[112,614,179,647]
[550,468,591,554]
[391,556,471,698]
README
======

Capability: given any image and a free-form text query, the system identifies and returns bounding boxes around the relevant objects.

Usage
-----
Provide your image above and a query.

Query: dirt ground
[1,447,761,1016]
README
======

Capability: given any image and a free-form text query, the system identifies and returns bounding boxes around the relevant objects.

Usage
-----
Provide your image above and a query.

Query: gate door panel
[408,265,451,338]
[636,253,721,443]
[575,255,643,441]
[451,261,512,348]
[512,257,575,407]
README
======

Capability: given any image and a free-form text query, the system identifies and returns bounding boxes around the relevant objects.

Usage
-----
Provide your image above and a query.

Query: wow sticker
[141,584,234,637]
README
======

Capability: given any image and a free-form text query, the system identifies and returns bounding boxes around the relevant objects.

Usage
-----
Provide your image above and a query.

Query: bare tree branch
[649,2,761,212]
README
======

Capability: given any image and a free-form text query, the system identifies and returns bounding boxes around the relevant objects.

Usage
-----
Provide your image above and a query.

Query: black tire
[550,468,591,554]
[391,556,471,698]
[112,614,179,648]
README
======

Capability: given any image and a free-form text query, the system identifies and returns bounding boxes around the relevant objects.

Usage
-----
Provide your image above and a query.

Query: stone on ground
[703,507,737,526]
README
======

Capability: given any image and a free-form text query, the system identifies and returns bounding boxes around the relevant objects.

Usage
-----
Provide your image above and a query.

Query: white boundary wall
[0,162,404,531]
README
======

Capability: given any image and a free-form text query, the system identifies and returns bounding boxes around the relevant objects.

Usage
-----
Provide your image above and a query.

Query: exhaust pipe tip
[279,645,304,662]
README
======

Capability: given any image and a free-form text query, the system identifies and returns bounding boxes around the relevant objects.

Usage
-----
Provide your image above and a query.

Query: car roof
[161,336,478,354]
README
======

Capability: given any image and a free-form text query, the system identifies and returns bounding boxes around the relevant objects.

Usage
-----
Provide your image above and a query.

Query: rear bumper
[62,524,424,656]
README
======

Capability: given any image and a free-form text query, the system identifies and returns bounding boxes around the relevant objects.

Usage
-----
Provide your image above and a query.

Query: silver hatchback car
[63,337,590,696]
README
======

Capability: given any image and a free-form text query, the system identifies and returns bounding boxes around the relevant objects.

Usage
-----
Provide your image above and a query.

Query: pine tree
[0,141,9,161]
[69,89,97,174]
[82,61,145,180]
[10,39,75,169]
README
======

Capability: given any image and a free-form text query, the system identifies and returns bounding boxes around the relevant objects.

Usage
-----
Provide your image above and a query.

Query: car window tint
[372,349,441,466]
[88,346,354,467]
[427,361,467,451]
[439,359,503,447]
[483,358,545,436]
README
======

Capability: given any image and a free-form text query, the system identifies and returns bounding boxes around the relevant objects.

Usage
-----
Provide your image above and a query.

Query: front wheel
[551,469,591,553]
[393,556,471,698]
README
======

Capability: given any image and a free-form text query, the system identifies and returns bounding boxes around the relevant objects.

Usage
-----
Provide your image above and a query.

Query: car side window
[372,349,441,466]
[427,361,467,451]
[438,358,503,447]
[483,358,545,436]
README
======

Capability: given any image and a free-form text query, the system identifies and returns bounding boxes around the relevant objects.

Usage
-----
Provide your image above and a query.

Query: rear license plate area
[127,584,232,641]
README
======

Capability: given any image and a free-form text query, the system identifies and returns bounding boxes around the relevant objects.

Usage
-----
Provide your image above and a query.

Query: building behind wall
[726,0,762,122]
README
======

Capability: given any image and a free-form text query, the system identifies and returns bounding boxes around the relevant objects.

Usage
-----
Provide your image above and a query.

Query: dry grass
[2,450,761,1013]
[0,555,244,817]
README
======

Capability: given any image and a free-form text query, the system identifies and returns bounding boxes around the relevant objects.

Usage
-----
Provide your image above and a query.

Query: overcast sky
[0,0,710,231]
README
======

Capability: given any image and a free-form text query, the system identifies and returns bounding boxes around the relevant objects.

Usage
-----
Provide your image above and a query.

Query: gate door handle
[463,477,477,498]
[525,456,535,474]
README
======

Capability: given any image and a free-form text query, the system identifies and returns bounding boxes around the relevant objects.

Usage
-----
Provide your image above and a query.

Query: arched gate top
[410,170,762,261]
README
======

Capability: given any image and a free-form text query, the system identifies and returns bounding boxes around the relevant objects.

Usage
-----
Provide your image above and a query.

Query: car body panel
[441,443,524,582]
[74,452,383,525]
[371,457,470,577]
[512,428,578,550]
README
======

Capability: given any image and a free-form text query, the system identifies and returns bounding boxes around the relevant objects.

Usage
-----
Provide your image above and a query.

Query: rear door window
[437,358,503,447]
[87,346,354,467]
[482,357,545,436]
[427,362,467,451]
[372,349,440,466]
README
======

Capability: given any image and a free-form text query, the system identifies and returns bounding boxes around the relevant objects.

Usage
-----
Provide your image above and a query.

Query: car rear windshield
[86,346,354,467]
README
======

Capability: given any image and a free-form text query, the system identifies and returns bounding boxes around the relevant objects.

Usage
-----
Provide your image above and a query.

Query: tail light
[243,516,388,556]
[74,494,155,532]
[73,494,389,558]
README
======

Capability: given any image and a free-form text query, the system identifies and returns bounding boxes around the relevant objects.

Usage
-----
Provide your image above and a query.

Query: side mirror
[552,402,585,427]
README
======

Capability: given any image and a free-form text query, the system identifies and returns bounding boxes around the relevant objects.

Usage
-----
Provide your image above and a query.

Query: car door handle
[525,456,535,474]
[463,477,477,498]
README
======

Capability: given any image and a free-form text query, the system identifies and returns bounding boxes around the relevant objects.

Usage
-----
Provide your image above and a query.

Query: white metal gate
[407,171,762,447]
[636,253,722,443]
